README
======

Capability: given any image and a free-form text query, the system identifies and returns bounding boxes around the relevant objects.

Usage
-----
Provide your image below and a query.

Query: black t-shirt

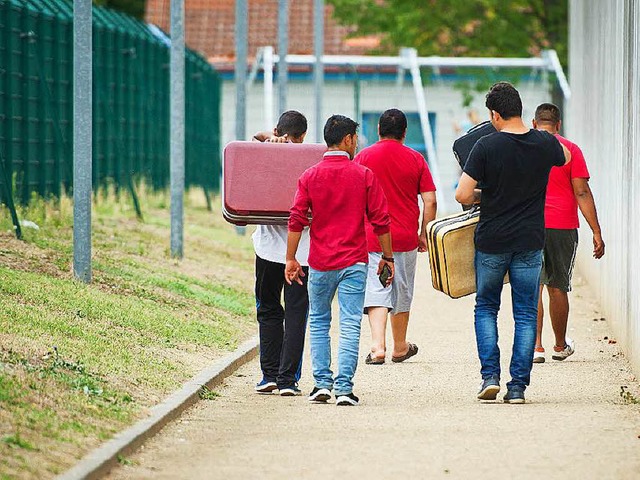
[463,129,565,253]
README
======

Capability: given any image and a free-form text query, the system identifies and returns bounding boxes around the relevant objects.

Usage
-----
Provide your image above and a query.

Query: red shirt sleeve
[364,169,391,236]
[569,143,590,179]
[288,173,311,233]
[417,153,437,192]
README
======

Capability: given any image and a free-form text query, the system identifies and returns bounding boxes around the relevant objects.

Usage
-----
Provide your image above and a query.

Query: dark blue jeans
[474,250,543,391]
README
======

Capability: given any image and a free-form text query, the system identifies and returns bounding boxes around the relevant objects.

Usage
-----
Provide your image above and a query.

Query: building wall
[221,78,552,213]
[568,0,640,372]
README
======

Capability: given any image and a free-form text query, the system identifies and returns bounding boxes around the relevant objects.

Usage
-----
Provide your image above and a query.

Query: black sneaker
[503,388,526,404]
[279,385,302,397]
[335,392,359,406]
[477,375,500,400]
[308,387,331,403]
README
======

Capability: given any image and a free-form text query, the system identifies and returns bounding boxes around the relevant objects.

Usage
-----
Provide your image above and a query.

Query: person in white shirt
[252,111,311,396]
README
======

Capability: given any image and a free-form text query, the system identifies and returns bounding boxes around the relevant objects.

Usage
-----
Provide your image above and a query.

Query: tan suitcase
[427,208,480,298]
[427,208,508,298]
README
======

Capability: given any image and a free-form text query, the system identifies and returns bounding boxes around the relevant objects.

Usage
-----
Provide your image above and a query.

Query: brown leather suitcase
[222,141,327,225]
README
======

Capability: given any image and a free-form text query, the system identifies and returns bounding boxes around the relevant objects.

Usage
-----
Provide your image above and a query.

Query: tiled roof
[145,0,379,69]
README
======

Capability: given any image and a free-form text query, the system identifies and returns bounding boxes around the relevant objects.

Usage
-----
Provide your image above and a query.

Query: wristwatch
[382,255,394,263]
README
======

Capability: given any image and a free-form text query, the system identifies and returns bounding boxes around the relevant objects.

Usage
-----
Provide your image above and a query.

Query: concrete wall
[220,77,552,214]
[568,0,640,372]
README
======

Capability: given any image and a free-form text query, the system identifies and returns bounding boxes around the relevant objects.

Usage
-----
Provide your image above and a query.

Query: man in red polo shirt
[532,103,605,363]
[354,109,437,364]
[285,114,394,406]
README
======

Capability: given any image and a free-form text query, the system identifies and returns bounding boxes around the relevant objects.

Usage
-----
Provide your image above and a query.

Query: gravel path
[109,261,640,480]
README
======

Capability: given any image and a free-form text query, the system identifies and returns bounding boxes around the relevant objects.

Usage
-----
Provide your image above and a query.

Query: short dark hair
[485,82,523,120]
[378,108,407,140]
[275,110,307,138]
[534,103,561,124]
[323,114,359,147]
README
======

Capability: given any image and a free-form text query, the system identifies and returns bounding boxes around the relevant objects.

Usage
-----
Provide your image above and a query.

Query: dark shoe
[477,375,500,400]
[391,343,419,363]
[308,387,331,403]
[255,378,277,394]
[365,352,385,365]
[336,392,359,406]
[503,388,526,404]
[279,385,302,396]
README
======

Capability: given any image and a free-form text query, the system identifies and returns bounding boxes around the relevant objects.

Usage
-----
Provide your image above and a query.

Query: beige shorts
[363,250,418,314]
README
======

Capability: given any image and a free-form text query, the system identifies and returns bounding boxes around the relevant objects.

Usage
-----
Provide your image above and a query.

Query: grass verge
[0,187,256,479]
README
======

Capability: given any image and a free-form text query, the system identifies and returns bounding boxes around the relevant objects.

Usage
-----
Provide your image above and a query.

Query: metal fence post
[314,0,324,142]
[264,46,274,129]
[235,0,248,141]
[0,151,22,240]
[73,0,92,283]
[170,0,185,259]
[277,0,288,114]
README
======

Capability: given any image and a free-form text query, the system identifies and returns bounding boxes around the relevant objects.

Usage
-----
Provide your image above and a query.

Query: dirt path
[108,261,640,480]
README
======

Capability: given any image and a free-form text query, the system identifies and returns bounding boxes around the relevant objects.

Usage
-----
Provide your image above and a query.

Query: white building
[568,0,640,372]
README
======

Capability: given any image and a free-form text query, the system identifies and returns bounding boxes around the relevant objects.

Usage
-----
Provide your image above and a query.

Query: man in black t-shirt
[455,82,570,404]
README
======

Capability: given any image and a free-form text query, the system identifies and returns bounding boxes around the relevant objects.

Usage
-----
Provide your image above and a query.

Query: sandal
[365,353,385,365]
[392,343,419,363]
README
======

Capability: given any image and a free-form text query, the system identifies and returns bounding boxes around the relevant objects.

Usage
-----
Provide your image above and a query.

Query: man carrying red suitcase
[285,115,395,406]
[354,108,437,365]
[252,110,311,396]
[531,103,605,364]
[455,82,571,404]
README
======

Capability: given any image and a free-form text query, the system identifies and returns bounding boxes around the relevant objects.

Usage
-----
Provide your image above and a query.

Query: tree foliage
[93,0,146,20]
[327,0,567,67]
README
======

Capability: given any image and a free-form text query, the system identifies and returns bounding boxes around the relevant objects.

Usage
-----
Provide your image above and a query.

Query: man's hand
[593,232,605,259]
[376,259,395,287]
[267,133,289,143]
[455,173,479,205]
[285,259,304,285]
[418,233,428,253]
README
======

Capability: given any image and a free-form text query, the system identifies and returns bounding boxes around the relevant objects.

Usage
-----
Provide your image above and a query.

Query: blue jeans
[474,250,543,391]
[307,264,367,396]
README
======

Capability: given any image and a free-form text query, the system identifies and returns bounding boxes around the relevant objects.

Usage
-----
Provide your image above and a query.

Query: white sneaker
[552,337,575,361]
[533,349,546,364]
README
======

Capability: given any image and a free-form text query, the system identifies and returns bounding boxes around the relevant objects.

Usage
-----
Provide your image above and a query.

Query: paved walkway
[109,261,640,480]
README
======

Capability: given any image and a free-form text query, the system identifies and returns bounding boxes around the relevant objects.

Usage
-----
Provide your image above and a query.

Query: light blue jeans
[308,263,367,396]
[474,250,543,391]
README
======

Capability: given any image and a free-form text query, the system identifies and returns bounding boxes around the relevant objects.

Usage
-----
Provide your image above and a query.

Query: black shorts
[541,228,578,292]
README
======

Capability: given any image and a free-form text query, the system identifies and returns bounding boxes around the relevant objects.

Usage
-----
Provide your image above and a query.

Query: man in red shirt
[354,109,437,364]
[532,103,605,363]
[285,115,394,406]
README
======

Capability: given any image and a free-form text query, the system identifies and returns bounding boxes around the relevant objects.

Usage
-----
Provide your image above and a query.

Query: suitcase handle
[464,204,479,219]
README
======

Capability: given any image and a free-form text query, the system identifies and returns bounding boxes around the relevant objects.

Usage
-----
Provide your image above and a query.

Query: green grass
[2,434,36,451]
[0,188,256,479]
[198,386,221,400]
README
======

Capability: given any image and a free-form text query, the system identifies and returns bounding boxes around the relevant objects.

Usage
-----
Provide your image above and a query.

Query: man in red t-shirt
[285,115,395,406]
[532,103,605,363]
[354,109,437,364]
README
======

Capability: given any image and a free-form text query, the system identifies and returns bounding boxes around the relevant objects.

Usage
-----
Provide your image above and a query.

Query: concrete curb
[57,336,259,480]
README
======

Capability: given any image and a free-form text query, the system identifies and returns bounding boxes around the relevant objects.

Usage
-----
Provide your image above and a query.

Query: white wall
[221,77,552,214]
[568,0,640,372]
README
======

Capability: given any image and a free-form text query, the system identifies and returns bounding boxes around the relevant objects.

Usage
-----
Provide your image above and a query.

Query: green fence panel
[0,0,222,208]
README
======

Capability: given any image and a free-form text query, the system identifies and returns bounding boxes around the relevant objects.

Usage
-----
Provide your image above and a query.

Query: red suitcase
[222,141,327,225]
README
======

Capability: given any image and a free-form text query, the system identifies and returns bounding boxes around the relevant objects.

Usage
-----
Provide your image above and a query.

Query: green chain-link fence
[0,0,221,222]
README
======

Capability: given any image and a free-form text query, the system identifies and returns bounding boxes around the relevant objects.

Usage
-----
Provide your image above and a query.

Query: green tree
[93,0,146,20]
[328,0,567,67]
